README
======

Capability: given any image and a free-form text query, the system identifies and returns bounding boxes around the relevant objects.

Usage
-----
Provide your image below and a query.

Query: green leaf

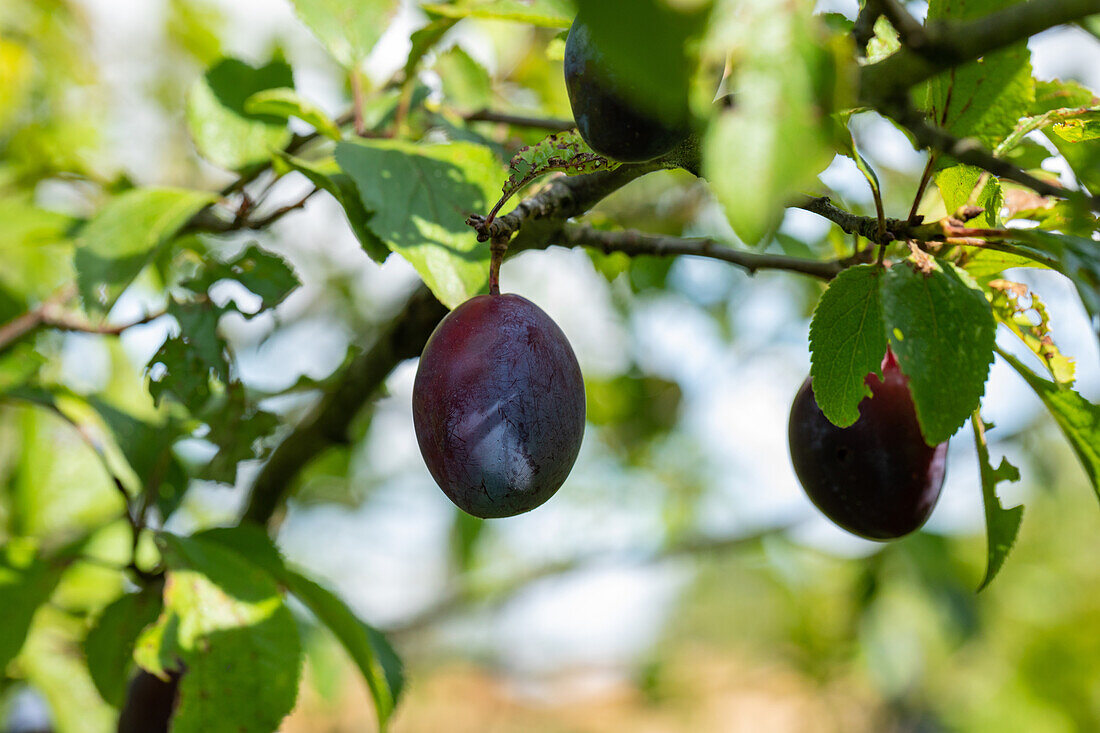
[1010,229,1100,331]
[273,151,390,262]
[434,46,493,112]
[808,265,888,427]
[960,247,1049,282]
[882,257,996,445]
[935,164,1003,228]
[0,196,76,301]
[704,1,840,244]
[142,533,303,733]
[999,348,1100,503]
[183,243,300,313]
[970,413,1023,592]
[0,538,68,671]
[244,87,341,140]
[421,0,576,28]
[195,525,404,730]
[186,57,294,171]
[335,139,503,308]
[865,15,900,63]
[289,0,402,67]
[922,0,1034,151]
[987,280,1075,385]
[75,188,216,314]
[84,584,164,706]
[1033,80,1100,195]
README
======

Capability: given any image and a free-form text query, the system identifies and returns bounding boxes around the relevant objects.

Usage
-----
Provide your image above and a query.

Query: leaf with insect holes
[808,265,887,428]
[1000,349,1100,504]
[1009,230,1100,332]
[971,413,1023,591]
[1051,110,1100,142]
[987,280,1075,385]
[495,130,619,218]
[882,257,996,446]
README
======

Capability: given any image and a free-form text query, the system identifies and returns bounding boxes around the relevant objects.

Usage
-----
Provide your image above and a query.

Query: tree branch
[890,103,1100,209]
[554,224,856,280]
[794,196,917,244]
[859,0,1100,103]
[464,109,575,131]
[385,526,783,637]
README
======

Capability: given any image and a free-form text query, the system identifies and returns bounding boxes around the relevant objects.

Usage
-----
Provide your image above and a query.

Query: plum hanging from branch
[413,293,586,518]
[788,351,948,540]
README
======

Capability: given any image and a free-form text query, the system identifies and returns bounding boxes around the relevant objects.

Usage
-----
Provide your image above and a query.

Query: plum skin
[412,294,586,518]
[564,15,690,163]
[788,358,948,540]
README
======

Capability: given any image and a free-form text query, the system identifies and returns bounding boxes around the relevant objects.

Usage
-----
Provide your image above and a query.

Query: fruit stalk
[489,234,509,296]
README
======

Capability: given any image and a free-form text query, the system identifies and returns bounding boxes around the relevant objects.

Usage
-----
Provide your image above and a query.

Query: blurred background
[2,0,1100,731]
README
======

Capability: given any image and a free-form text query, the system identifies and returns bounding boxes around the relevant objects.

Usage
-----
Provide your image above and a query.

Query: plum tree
[788,351,948,540]
[563,14,690,162]
[412,294,586,518]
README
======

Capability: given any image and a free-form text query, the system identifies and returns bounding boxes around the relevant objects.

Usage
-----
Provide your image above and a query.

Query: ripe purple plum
[788,351,948,540]
[413,294,585,518]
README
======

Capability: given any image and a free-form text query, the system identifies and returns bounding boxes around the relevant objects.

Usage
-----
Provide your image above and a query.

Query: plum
[413,294,585,518]
[788,351,948,540]
[564,14,690,162]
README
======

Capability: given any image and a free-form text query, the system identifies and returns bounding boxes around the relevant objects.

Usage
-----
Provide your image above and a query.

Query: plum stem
[489,235,510,296]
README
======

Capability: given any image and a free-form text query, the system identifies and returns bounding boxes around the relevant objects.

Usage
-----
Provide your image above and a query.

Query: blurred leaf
[167,0,224,65]
[86,399,189,521]
[572,0,705,121]
[186,57,294,170]
[335,140,502,308]
[20,606,115,733]
[865,15,900,63]
[987,280,1075,385]
[148,299,228,412]
[922,0,1034,151]
[0,197,76,301]
[245,87,341,139]
[273,151,390,262]
[704,2,839,244]
[143,533,302,733]
[936,164,1003,228]
[0,37,35,132]
[201,384,278,484]
[422,0,576,28]
[434,46,493,111]
[183,243,300,313]
[196,525,404,730]
[1033,80,1100,195]
[450,510,485,572]
[960,247,1050,282]
[882,257,996,445]
[84,584,164,706]
[585,373,682,454]
[0,539,68,671]
[289,0,402,67]
[808,264,887,428]
[75,188,215,314]
[1000,349,1100,503]
[971,413,1023,591]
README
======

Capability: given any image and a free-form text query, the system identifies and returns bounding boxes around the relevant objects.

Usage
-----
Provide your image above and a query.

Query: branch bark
[859,0,1100,104]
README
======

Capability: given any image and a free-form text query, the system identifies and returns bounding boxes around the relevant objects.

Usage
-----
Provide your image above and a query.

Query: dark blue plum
[413,294,585,518]
[564,15,690,163]
[117,670,180,733]
[788,352,948,540]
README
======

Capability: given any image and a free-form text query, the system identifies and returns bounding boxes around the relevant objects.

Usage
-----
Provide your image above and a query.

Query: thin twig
[909,154,939,224]
[557,224,855,280]
[464,109,575,131]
